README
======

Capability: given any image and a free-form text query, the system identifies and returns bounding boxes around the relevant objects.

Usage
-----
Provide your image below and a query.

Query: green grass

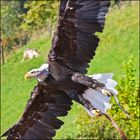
[1,3,139,139]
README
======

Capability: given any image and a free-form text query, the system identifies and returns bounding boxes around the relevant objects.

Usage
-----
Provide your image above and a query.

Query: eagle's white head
[24,63,49,82]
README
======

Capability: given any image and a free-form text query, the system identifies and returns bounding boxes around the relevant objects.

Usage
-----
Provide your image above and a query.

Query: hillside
[1,3,139,139]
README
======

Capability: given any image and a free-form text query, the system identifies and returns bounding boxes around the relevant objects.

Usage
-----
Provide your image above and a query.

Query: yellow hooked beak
[24,72,32,80]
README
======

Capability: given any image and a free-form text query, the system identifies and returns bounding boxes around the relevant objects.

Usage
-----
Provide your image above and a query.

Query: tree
[1,0,29,63]
[1,1,21,49]
[20,0,59,35]
[0,38,5,64]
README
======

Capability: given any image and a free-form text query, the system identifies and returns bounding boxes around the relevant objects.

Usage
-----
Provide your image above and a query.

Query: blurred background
[1,0,139,139]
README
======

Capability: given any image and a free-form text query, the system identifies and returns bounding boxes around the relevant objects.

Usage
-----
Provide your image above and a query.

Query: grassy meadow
[1,3,139,139]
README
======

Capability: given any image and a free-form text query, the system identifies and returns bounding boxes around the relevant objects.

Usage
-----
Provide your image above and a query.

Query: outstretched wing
[49,0,110,74]
[2,83,73,139]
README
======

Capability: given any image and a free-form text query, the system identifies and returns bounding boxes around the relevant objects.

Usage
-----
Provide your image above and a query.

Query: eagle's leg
[66,90,102,116]
[77,94,102,116]
[72,73,130,118]
[72,73,112,96]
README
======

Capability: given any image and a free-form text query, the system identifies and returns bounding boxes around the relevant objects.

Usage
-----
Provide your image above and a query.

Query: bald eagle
[2,0,128,140]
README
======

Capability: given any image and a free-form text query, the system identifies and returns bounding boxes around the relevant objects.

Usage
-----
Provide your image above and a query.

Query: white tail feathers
[83,73,118,116]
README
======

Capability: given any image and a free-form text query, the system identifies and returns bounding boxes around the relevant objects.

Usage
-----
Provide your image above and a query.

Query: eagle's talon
[91,109,101,116]
[100,88,112,96]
